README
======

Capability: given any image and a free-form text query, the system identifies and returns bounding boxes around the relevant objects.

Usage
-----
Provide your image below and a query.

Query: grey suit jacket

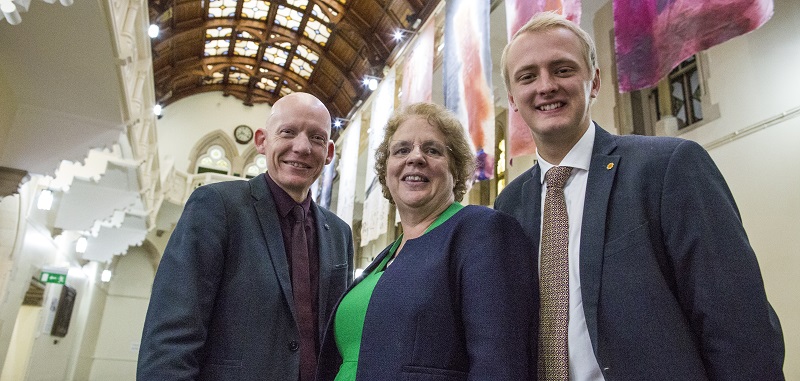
[495,124,784,380]
[138,174,354,380]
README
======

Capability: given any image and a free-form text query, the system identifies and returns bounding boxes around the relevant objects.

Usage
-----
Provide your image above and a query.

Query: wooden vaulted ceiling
[148,0,439,120]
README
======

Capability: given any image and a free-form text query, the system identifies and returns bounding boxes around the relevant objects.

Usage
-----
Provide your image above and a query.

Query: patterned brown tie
[539,166,572,381]
[291,205,316,381]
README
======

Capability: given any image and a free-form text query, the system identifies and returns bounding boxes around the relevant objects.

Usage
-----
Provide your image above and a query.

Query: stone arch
[239,145,266,178]
[187,130,239,174]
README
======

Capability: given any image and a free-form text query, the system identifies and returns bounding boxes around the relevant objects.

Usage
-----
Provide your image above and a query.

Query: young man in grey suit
[138,93,354,380]
[495,12,784,380]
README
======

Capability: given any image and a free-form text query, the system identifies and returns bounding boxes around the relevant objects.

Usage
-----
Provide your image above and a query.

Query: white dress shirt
[536,122,605,381]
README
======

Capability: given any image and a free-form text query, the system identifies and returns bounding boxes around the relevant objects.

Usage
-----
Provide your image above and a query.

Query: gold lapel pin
[607,163,614,170]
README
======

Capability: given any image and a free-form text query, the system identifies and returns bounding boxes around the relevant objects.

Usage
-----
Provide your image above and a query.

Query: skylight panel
[295,44,319,64]
[263,44,289,66]
[304,17,330,46]
[310,4,331,22]
[286,0,308,10]
[204,38,231,56]
[202,72,226,84]
[275,5,303,31]
[206,27,233,39]
[289,56,313,79]
[234,40,259,57]
[256,77,278,91]
[241,0,270,20]
[208,0,238,18]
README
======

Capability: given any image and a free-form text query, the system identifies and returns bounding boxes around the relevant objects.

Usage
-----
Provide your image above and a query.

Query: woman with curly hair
[317,102,538,380]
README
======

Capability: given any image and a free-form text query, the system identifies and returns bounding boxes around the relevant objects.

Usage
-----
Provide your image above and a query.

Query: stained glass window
[240,0,269,20]
[208,0,238,18]
[275,5,303,31]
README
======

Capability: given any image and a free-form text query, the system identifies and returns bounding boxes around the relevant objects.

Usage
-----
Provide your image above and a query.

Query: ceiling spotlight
[153,104,163,116]
[101,269,112,282]
[333,118,350,128]
[148,24,160,38]
[393,30,404,41]
[363,76,379,91]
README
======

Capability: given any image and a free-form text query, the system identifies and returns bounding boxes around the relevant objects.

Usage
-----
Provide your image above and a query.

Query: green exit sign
[40,271,66,285]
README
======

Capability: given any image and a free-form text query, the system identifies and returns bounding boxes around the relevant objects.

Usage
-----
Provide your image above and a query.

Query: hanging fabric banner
[444,0,495,180]
[361,68,395,246]
[315,152,336,210]
[505,0,581,159]
[335,114,362,228]
[614,0,773,92]
[400,20,435,107]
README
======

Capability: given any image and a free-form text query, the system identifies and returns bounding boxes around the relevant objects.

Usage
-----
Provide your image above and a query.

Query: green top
[332,202,464,381]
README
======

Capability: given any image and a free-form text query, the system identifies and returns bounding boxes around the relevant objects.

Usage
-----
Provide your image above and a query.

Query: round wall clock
[234,124,253,144]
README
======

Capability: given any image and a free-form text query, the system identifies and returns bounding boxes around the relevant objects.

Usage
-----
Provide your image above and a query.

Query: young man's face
[506,27,600,146]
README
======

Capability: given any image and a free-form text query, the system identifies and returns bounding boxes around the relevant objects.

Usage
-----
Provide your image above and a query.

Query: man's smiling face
[506,27,600,145]
[256,93,334,202]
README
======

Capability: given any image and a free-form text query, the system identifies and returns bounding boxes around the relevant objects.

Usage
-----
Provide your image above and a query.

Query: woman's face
[385,116,455,218]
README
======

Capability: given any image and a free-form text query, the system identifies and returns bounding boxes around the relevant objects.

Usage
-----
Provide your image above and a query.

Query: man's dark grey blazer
[138,173,354,380]
[495,123,784,380]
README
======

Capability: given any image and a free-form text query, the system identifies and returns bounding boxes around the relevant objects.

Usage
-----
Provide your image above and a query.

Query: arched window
[244,154,268,178]
[196,145,232,175]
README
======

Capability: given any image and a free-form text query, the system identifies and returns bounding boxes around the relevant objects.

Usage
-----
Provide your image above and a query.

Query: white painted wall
[697,0,800,375]
[0,194,25,369]
[24,275,90,381]
[0,183,39,376]
[1,192,83,380]
[710,115,800,375]
[156,92,272,177]
[0,179,111,381]
[0,306,39,381]
[69,262,107,381]
[682,1,800,146]
[0,73,15,156]
[88,247,154,381]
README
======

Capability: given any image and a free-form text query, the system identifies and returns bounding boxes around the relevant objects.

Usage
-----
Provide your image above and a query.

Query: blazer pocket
[603,221,650,258]
[332,262,348,270]
[201,358,242,380]
[401,365,467,381]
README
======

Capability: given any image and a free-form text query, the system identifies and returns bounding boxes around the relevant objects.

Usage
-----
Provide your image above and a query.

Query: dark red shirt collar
[265,173,312,219]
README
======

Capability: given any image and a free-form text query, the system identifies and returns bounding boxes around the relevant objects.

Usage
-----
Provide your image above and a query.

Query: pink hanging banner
[400,20,434,107]
[444,0,496,180]
[505,0,581,159]
[614,0,773,92]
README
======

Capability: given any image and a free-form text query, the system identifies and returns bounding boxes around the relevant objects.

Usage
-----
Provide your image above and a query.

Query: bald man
[138,93,355,381]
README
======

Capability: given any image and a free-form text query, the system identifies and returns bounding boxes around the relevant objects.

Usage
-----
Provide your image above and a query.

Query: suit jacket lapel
[520,165,543,249]
[250,174,297,321]
[313,204,332,339]
[579,124,619,353]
